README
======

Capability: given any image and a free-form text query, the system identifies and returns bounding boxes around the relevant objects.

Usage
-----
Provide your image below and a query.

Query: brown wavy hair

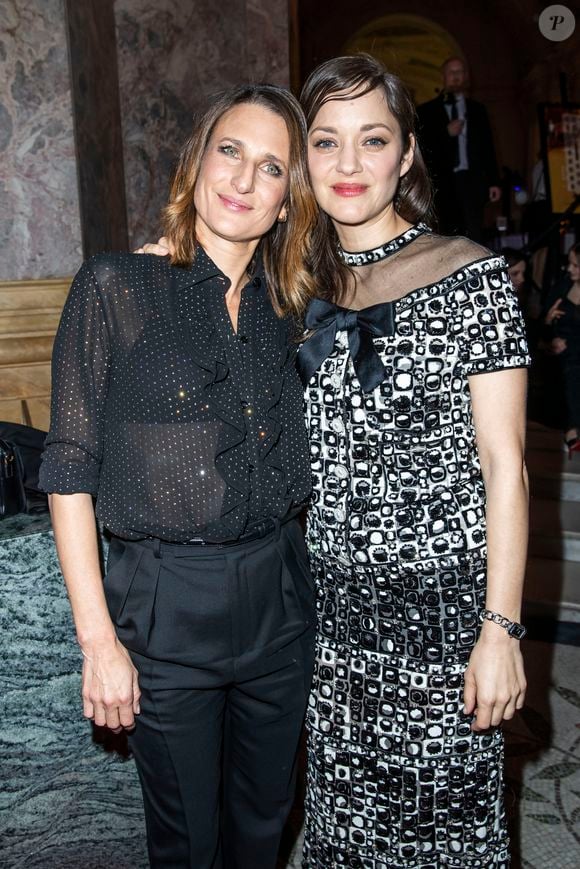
[300,53,435,302]
[163,84,318,318]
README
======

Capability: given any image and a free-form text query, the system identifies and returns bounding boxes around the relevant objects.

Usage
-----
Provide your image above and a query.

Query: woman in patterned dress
[297,55,529,867]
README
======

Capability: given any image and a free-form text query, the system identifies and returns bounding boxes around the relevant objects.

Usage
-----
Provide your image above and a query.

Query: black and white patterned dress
[300,226,530,867]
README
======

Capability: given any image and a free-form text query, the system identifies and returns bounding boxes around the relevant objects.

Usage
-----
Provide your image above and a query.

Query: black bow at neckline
[297,298,395,393]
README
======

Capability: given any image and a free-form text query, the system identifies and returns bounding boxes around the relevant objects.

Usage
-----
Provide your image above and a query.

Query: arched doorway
[342,14,462,104]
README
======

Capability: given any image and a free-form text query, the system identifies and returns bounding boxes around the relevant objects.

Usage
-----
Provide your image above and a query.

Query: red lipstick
[331,184,368,197]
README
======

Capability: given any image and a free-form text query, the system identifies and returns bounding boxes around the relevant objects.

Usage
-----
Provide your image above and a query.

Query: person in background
[503,246,542,350]
[545,241,580,457]
[39,84,319,869]
[523,155,552,292]
[417,56,501,242]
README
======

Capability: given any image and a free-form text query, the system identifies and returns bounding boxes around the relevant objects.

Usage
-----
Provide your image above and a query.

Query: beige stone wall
[0,278,70,430]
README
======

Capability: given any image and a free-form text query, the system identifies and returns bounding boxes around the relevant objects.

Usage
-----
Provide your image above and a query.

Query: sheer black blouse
[39,247,311,543]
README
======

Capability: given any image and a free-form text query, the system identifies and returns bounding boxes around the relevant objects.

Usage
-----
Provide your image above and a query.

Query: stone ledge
[0,278,71,429]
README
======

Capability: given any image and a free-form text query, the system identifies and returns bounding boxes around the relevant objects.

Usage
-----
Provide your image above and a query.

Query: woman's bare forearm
[481,460,529,623]
[462,369,528,729]
[469,368,529,628]
[49,493,140,730]
[49,493,116,651]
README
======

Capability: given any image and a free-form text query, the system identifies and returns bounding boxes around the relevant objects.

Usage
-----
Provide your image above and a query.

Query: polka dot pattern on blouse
[39,247,311,543]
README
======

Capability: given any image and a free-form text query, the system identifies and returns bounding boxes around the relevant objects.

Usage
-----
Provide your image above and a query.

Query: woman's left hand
[463,622,526,731]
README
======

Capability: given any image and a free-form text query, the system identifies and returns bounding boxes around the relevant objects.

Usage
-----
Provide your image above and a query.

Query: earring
[278,209,288,223]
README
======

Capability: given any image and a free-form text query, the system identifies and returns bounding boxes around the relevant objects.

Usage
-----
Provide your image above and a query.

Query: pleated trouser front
[103,518,315,869]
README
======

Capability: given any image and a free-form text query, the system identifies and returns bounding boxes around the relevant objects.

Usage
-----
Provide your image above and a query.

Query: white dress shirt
[444,93,469,172]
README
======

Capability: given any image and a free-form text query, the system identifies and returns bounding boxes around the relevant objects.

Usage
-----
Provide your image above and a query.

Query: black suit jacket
[417,93,499,202]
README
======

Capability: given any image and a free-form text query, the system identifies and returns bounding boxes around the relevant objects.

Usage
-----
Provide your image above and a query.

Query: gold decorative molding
[0,277,71,429]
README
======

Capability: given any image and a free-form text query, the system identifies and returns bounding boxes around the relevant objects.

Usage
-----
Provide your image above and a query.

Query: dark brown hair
[502,247,527,269]
[300,53,434,302]
[163,84,318,317]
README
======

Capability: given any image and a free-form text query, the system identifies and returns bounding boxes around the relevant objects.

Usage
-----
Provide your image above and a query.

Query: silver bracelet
[480,609,527,640]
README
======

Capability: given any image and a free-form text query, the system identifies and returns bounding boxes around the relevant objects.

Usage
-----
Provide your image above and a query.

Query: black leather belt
[187,516,287,547]
[141,514,296,554]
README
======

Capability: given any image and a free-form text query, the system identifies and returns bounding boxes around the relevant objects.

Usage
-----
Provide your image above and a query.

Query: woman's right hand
[81,638,141,732]
[47,494,141,734]
[134,237,173,257]
[545,297,564,325]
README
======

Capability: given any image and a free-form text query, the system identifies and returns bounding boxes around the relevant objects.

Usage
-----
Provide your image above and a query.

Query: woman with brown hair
[40,84,318,869]
[297,54,529,867]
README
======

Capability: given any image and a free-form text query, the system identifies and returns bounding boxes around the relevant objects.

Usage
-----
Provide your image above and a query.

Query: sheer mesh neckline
[338,223,431,266]
[338,232,499,311]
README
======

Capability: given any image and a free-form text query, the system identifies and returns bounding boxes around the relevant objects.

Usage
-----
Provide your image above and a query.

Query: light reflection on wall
[342,14,462,106]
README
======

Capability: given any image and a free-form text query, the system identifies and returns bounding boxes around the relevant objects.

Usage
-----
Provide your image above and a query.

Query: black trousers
[104,518,315,869]
[562,351,580,429]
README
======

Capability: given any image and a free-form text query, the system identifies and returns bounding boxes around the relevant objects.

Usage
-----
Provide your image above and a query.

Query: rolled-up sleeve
[39,260,111,495]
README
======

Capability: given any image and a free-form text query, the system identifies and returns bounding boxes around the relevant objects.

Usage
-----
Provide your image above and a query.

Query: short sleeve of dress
[39,259,111,495]
[454,261,531,376]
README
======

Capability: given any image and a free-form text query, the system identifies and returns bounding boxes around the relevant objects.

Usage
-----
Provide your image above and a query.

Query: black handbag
[0,422,49,517]
[0,437,26,517]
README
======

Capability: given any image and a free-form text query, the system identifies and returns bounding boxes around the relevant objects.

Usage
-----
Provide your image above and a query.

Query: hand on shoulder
[134,237,173,257]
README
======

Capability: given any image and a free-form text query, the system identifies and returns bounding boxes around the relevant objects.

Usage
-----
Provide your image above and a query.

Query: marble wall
[114,0,290,248]
[0,0,82,280]
[0,0,290,275]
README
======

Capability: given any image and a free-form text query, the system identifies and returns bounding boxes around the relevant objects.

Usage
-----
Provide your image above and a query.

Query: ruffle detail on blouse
[177,288,251,540]
[175,277,301,538]
[258,320,294,516]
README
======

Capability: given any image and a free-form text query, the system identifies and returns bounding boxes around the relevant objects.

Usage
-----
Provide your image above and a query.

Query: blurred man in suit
[417,57,501,242]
